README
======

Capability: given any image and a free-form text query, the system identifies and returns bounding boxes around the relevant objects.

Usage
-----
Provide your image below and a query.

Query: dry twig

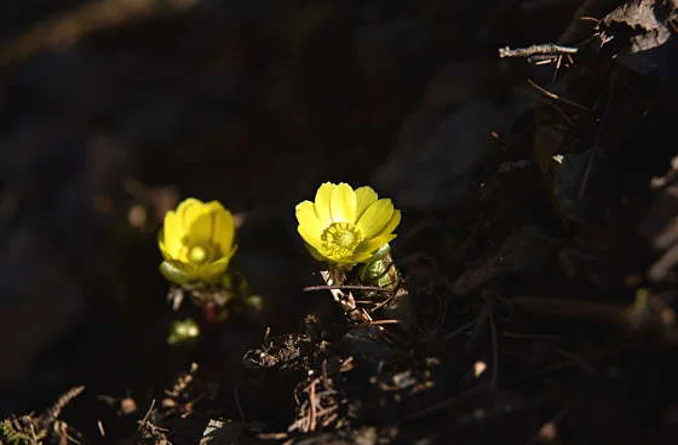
[1,386,85,445]
[527,79,591,112]
[499,44,579,59]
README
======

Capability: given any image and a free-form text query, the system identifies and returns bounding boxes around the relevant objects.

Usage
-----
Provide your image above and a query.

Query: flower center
[320,222,363,260]
[187,243,217,264]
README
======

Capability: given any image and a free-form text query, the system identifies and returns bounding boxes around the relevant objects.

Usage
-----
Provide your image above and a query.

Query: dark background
[2,0,675,443]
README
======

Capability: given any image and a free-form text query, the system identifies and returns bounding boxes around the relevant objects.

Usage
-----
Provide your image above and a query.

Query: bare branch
[499,44,579,59]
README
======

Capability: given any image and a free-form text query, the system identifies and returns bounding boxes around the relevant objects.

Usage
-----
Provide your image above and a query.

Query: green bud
[359,252,396,288]
[167,318,201,345]
[243,294,264,311]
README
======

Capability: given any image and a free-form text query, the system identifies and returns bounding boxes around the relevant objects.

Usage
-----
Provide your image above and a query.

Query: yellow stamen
[321,222,363,260]
[189,245,208,263]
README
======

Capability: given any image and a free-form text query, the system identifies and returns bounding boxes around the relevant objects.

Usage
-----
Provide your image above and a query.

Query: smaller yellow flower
[158,198,237,285]
[295,182,401,265]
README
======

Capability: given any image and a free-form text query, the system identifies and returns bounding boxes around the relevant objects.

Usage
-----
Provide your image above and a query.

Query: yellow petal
[303,242,328,262]
[226,244,238,261]
[297,225,323,251]
[330,183,356,223]
[177,198,204,230]
[186,212,215,244]
[351,251,378,264]
[334,255,359,265]
[313,182,335,226]
[198,257,230,280]
[354,234,396,260]
[175,245,190,263]
[375,209,401,237]
[211,206,235,252]
[296,201,324,237]
[356,198,394,239]
[183,201,224,244]
[355,186,378,219]
[162,210,183,257]
[158,236,172,261]
[202,201,226,215]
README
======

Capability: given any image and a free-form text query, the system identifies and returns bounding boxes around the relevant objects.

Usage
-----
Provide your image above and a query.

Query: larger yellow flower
[158,198,237,285]
[295,182,401,265]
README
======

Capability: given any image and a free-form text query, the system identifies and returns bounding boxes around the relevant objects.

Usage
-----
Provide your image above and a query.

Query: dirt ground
[1,0,678,444]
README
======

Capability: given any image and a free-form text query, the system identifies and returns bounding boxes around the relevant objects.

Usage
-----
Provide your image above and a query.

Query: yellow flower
[158,198,237,285]
[295,182,401,265]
